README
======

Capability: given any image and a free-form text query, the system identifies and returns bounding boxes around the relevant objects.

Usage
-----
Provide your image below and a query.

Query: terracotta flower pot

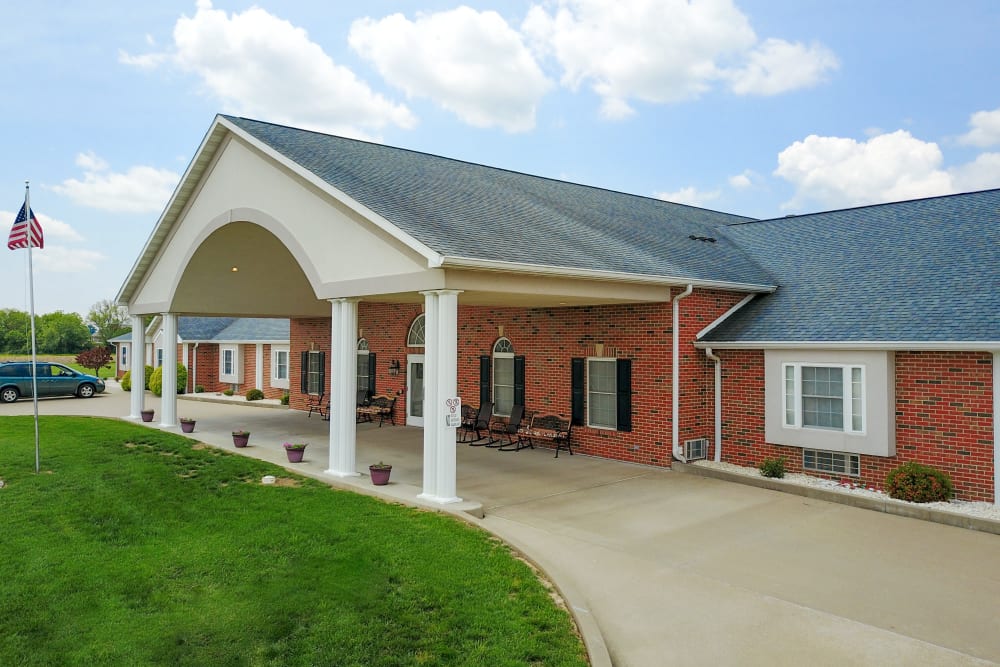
[369,465,392,486]
[140,410,154,422]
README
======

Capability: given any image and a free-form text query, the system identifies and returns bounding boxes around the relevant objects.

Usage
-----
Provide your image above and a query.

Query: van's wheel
[77,384,96,398]
[1,387,19,403]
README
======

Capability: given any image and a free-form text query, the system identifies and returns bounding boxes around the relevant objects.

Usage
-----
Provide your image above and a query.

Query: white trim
[255,343,264,390]
[586,357,618,430]
[696,294,756,340]
[219,344,242,384]
[440,255,776,293]
[492,337,515,417]
[696,341,1000,351]
[781,362,866,435]
[406,354,425,427]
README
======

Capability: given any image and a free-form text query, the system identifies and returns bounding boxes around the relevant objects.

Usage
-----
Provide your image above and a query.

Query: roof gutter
[672,284,694,463]
[439,256,776,293]
[693,340,1000,351]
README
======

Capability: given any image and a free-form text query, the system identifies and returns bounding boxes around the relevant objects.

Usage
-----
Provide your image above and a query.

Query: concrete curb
[179,394,289,410]
[673,462,1000,536]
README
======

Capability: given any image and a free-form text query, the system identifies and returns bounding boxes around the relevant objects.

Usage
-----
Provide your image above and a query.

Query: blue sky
[2,0,998,317]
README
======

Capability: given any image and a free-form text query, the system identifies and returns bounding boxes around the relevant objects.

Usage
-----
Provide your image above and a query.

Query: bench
[306,394,327,419]
[356,393,396,427]
[516,413,573,457]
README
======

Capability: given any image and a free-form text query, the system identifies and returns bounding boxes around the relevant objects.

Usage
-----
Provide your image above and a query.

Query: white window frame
[271,346,289,389]
[587,357,617,430]
[406,314,425,348]
[155,347,163,368]
[357,339,370,393]
[219,345,242,384]
[120,344,129,371]
[493,338,515,417]
[782,363,865,434]
[306,350,323,396]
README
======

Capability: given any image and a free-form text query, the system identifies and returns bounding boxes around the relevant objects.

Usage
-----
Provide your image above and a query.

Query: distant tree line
[0,300,130,355]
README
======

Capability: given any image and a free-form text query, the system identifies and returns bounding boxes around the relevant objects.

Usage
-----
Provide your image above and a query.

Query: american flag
[7,201,43,250]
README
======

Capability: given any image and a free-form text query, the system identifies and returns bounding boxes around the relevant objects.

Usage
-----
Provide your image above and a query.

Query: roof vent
[688,235,716,243]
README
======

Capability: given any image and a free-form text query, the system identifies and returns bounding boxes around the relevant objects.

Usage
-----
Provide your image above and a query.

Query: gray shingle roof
[704,189,1000,344]
[224,116,775,289]
[176,317,288,342]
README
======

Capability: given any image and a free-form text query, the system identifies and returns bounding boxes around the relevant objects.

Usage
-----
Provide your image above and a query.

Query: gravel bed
[691,460,1000,521]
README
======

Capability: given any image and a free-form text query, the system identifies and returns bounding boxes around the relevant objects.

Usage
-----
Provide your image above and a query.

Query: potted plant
[283,442,307,463]
[180,417,196,433]
[369,461,392,486]
[140,408,154,422]
[232,430,251,448]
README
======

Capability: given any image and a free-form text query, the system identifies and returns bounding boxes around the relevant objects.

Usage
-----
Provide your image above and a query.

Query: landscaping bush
[121,370,132,392]
[194,384,205,393]
[246,388,264,401]
[885,461,954,503]
[759,456,787,478]
[148,363,188,397]
[223,389,234,396]
[281,391,290,406]
[143,365,153,390]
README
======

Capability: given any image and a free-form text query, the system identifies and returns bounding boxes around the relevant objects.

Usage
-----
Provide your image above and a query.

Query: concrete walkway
[7,384,1000,666]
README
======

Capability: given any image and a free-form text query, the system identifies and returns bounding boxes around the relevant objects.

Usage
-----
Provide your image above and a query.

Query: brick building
[115,115,998,504]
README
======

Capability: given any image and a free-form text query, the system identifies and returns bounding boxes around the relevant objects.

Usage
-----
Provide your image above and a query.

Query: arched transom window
[407,314,425,347]
[357,338,370,392]
[493,338,515,416]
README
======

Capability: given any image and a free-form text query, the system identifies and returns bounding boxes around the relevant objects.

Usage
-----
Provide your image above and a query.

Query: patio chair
[355,389,371,423]
[457,404,479,443]
[465,402,494,446]
[306,394,327,419]
[494,405,529,451]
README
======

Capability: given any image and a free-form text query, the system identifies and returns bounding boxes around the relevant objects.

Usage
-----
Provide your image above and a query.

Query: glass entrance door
[406,355,424,427]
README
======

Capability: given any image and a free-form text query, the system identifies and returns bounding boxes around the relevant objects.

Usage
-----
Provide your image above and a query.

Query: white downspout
[705,347,722,462]
[672,284,693,462]
[993,351,999,506]
[192,342,199,393]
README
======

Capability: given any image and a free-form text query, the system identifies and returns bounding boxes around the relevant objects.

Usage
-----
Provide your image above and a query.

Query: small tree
[87,299,130,349]
[75,346,112,378]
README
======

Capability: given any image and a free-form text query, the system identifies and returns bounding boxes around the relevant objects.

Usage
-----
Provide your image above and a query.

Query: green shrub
[121,370,132,392]
[143,365,153,390]
[759,456,787,479]
[194,385,205,393]
[148,363,188,397]
[223,389,234,397]
[885,461,954,503]
[281,391,290,406]
[246,388,265,401]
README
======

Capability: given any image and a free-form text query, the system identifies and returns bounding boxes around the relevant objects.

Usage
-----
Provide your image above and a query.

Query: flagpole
[25,182,40,474]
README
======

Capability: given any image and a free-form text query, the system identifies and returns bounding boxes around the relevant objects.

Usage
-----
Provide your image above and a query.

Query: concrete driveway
[6,384,999,666]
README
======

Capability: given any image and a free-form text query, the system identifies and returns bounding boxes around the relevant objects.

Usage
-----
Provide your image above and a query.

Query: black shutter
[479,355,491,406]
[300,351,309,394]
[367,352,377,396]
[571,357,585,426]
[616,358,632,432]
[513,355,525,407]
[318,352,326,396]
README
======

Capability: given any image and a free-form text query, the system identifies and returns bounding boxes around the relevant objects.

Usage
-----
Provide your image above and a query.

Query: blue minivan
[0,362,106,403]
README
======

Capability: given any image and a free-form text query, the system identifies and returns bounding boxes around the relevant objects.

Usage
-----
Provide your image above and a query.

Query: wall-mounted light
[388,359,401,376]
[230,266,239,272]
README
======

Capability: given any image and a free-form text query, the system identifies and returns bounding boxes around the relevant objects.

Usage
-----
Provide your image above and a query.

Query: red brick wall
[717,349,995,502]
[288,290,744,467]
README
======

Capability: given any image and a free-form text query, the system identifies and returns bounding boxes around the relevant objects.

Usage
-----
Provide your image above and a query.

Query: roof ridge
[223,115,756,222]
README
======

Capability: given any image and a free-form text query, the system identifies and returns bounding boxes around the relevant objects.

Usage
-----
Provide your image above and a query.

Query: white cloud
[655,186,721,207]
[50,152,179,213]
[33,246,107,274]
[950,152,1000,191]
[2,210,84,243]
[774,131,956,210]
[522,0,836,119]
[120,0,414,138]
[727,38,838,96]
[958,107,1000,147]
[728,170,755,189]
[349,8,551,133]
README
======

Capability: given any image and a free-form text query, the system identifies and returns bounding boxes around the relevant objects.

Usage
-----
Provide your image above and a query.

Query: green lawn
[0,417,588,666]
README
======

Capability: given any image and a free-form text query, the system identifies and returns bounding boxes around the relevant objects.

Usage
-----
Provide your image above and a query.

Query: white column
[255,343,264,390]
[159,313,178,427]
[128,315,145,419]
[326,298,360,477]
[418,289,462,504]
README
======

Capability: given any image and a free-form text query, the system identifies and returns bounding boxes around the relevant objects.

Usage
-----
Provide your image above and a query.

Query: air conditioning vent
[684,438,708,461]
